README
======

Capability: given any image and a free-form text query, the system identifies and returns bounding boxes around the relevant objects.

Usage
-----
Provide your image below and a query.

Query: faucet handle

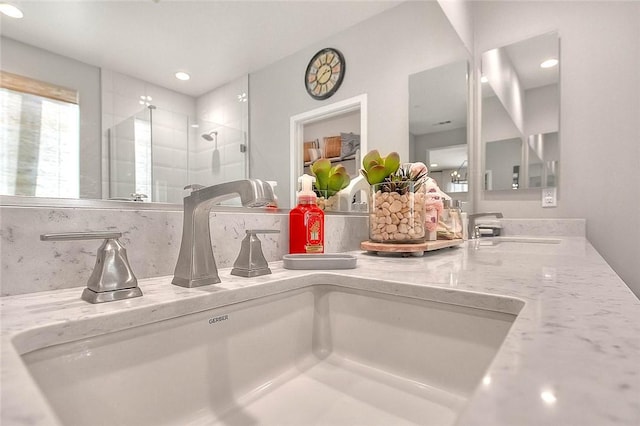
[231,229,280,278]
[184,184,205,192]
[40,232,142,304]
[247,229,280,235]
[41,231,123,241]
[130,193,148,202]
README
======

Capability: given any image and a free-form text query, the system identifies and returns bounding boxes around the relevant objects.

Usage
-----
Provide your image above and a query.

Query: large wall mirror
[0,33,249,205]
[409,61,469,199]
[1,1,470,210]
[481,32,559,192]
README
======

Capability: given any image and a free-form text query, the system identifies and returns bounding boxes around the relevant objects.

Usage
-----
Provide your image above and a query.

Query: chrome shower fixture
[202,130,218,141]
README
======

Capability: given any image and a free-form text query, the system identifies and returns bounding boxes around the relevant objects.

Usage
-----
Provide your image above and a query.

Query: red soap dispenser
[289,174,324,254]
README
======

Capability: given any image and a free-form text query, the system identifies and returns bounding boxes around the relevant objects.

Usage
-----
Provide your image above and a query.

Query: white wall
[413,127,468,163]
[482,46,525,133]
[524,84,559,136]
[437,0,475,54]
[250,1,469,207]
[1,37,101,199]
[482,94,521,143]
[472,1,640,297]
[485,138,522,190]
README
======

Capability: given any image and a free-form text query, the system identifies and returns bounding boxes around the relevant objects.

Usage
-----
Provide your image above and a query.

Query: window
[134,116,152,198]
[0,71,79,198]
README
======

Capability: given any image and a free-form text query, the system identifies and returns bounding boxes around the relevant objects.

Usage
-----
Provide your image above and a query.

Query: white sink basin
[22,283,518,425]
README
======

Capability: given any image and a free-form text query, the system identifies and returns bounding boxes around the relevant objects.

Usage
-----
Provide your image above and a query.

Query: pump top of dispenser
[297,174,317,204]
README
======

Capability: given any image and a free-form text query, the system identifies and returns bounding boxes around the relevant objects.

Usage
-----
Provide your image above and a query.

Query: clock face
[305,48,345,100]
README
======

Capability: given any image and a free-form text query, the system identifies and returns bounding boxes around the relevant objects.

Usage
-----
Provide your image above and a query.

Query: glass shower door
[107,107,152,201]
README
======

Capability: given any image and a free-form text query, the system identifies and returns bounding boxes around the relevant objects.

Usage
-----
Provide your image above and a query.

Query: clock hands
[318,67,331,82]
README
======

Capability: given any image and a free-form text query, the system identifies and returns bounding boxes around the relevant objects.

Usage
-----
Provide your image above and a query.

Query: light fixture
[450,160,468,184]
[540,58,559,68]
[430,163,438,168]
[237,92,248,102]
[480,75,489,83]
[175,71,190,81]
[138,95,153,106]
[540,390,557,404]
[0,2,23,18]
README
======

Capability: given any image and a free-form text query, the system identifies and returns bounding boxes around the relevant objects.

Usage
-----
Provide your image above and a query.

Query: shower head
[202,130,218,141]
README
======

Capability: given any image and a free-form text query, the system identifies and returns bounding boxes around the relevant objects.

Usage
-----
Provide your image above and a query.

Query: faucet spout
[172,179,275,288]
[468,212,504,239]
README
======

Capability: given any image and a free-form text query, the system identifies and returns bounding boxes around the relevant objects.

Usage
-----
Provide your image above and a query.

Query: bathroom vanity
[2,232,639,425]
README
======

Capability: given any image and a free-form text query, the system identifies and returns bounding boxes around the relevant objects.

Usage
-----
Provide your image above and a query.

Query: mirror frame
[0,194,180,210]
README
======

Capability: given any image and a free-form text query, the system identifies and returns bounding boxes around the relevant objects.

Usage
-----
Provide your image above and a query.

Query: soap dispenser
[289,174,324,254]
[438,199,463,240]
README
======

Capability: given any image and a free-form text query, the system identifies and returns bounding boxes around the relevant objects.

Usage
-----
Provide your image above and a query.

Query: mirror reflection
[290,94,367,213]
[1,35,250,204]
[1,1,470,210]
[481,32,559,191]
[302,111,363,212]
[1,71,80,198]
[409,60,469,197]
[527,131,558,188]
[484,137,522,190]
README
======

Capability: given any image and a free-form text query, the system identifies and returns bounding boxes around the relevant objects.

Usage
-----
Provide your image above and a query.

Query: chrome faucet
[172,179,276,288]
[468,212,504,239]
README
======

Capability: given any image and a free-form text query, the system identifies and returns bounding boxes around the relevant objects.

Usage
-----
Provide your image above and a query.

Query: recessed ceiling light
[540,59,558,68]
[430,163,438,168]
[480,75,489,83]
[0,2,23,18]
[540,391,557,404]
[175,71,190,81]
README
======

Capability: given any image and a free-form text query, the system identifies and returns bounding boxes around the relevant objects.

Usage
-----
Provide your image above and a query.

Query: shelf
[304,155,356,167]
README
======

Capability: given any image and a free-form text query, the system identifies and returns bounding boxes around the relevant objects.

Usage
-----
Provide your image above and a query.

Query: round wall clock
[305,48,345,100]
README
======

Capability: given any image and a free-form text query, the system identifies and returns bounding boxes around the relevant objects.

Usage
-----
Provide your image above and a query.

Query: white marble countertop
[2,236,640,425]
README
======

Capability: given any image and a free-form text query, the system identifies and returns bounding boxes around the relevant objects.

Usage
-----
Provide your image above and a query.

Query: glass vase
[315,190,339,212]
[369,181,426,243]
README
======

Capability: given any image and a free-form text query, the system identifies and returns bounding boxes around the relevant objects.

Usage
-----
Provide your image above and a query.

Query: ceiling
[0,1,402,97]
[428,144,467,172]
[505,32,559,90]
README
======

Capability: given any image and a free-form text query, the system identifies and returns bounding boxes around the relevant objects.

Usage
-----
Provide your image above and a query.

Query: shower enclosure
[107,107,248,204]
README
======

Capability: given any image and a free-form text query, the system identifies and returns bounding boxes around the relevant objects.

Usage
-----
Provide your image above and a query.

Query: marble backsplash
[498,218,586,236]
[0,206,368,297]
[1,204,585,297]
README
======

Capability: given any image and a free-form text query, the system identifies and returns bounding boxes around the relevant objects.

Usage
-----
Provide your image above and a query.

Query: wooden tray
[361,239,463,256]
